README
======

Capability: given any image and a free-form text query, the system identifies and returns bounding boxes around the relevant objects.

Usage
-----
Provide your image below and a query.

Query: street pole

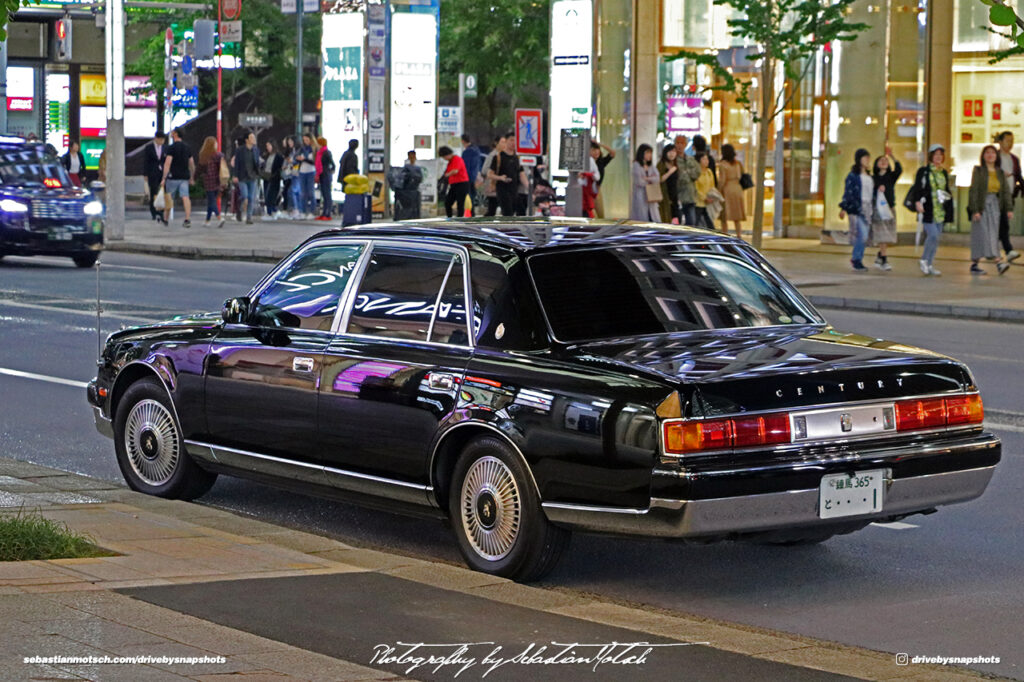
[0,39,8,132]
[217,0,222,150]
[295,0,303,136]
[105,0,125,240]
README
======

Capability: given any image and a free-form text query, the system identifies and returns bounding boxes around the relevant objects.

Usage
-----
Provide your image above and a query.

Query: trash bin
[342,193,372,227]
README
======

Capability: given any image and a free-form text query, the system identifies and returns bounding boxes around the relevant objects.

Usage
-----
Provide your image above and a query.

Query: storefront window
[594,0,632,218]
[661,0,744,50]
[954,0,1020,52]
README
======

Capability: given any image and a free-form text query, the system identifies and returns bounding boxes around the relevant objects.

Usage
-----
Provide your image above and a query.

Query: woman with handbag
[281,136,298,217]
[717,144,746,239]
[630,144,661,222]
[967,145,1013,275]
[906,144,955,276]
[838,148,874,272]
[198,137,226,228]
[869,148,901,271]
[657,145,681,224]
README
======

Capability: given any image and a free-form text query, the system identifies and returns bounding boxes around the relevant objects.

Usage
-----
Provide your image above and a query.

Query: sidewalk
[0,456,995,681]
[104,213,1024,323]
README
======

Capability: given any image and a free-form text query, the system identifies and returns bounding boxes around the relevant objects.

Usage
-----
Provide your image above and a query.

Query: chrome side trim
[183,439,433,506]
[542,465,997,538]
[427,421,542,507]
[92,405,114,439]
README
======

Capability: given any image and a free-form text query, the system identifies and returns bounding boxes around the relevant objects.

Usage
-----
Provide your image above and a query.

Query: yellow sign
[80,74,107,106]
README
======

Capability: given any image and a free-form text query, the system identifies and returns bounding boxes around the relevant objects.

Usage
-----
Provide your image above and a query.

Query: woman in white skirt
[870,148,901,270]
[967,145,1013,275]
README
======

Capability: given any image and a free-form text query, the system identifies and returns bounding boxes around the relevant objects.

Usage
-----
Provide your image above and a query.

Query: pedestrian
[838,147,874,272]
[694,151,717,229]
[692,135,717,185]
[581,152,599,218]
[198,136,225,228]
[61,140,86,188]
[296,133,318,219]
[316,137,335,220]
[440,145,470,218]
[967,145,1013,275]
[480,135,504,217]
[657,145,680,224]
[398,150,424,220]
[281,136,297,217]
[160,128,195,228]
[630,143,660,222]
[488,136,525,217]
[870,147,902,271]
[906,143,954,276]
[673,135,701,225]
[232,131,260,225]
[589,141,616,218]
[143,131,167,223]
[996,131,1023,262]
[717,143,746,239]
[337,138,360,191]
[261,140,283,220]
[461,134,483,214]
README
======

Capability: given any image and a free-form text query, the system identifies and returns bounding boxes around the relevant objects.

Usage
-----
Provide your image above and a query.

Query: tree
[1,1,38,40]
[676,0,868,248]
[438,0,549,134]
[979,0,1024,62]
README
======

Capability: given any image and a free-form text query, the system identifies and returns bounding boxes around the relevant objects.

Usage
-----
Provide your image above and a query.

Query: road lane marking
[871,521,919,530]
[0,367,89,389]
[986,422,1024,434]
[0,299,158,323]
[100,263,176,273]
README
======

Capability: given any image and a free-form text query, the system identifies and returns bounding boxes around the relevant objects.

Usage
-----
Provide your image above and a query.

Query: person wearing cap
[838,147,874,272]
[906,143,954,276]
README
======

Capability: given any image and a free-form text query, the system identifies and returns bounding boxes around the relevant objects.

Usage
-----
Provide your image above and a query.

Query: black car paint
[88,221,998,532]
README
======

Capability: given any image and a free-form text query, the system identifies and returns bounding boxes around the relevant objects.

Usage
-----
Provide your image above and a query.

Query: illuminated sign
[43,177,62,188]
[666,96,703,136]
[7,98,33,112]
[80,106,107,137]
[125,76,157,108]
[80,74,106,106]
[321,12,364,170]
[549,0,592,175]
[391,10,438,166]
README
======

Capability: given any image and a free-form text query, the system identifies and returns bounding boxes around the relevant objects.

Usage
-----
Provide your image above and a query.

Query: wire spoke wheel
[460,455,521,561]
[123,398,180,486]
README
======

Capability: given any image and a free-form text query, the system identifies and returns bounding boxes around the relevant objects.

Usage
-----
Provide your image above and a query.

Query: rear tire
[72,253,98,268]
[113,377,217,500]
[449,436,569,582]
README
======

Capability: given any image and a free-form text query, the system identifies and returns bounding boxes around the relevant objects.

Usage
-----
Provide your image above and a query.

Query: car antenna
[95,254,103,362]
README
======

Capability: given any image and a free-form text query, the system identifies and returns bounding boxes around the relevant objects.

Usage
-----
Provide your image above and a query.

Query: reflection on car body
[87,219,1000,581]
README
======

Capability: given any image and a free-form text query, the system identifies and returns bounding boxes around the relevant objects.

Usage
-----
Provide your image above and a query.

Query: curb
[103,241,289,263]
[809,295,1024,324]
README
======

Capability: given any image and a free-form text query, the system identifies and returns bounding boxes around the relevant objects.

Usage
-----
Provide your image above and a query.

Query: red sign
[963,99,973,118]
[7,97,33,112]
[222,0,241,20]
[974,99,984,117]
[56,20,67,39]
[515,108,543,156]
[993,103,1002,121]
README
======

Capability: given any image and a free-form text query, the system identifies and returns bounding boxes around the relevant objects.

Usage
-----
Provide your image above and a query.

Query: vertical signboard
[367,3,386,153]
[390,7,438,167]
[515,108,543,156]
[321,12,364,161]
[549,0,592,176]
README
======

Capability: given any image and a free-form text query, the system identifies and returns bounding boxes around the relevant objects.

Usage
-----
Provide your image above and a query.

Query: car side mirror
[222,296,251,324]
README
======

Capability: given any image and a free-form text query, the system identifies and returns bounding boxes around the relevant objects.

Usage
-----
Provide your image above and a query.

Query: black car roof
[301,217,739,254]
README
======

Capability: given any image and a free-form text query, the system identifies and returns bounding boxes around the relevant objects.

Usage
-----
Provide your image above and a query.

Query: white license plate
[48,229,71,241]
[819,469,886,519]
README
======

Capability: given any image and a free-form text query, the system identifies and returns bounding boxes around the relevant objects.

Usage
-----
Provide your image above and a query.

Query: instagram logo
[895,653,909,666]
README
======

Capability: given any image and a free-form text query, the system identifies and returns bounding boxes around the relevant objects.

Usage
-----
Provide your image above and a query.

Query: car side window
[250,243,365,331]
[346,246,464,343]
[429,256,469,346]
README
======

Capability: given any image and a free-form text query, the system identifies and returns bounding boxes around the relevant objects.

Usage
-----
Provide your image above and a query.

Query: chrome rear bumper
[542,465,996,538]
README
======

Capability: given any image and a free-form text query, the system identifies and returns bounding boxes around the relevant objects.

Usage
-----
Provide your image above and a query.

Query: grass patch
[0,509,115,561]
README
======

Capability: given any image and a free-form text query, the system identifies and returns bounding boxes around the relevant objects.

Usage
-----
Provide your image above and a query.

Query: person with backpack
[315,137,335,220]
[905,143,955,276]
[838,148,874,272]
[337,139,360,191]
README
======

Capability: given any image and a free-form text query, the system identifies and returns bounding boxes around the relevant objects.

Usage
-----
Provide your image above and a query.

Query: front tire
[113,377,216,500]
[449,436,569,581]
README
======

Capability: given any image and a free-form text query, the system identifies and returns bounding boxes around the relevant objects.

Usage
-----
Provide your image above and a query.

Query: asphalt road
[0,251,1021,680]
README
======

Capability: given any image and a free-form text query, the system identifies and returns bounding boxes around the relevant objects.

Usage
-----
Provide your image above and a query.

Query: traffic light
[55,16,72,62]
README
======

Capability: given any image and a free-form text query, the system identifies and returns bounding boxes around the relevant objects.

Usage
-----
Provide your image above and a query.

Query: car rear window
[528,246,816,342]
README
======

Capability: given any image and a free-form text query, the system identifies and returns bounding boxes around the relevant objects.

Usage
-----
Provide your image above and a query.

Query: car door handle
[292,357,315,373]
[428,373,456,390]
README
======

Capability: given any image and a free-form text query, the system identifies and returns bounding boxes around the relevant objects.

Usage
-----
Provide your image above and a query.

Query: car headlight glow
[0,199,29,213]
[84,201,104,216]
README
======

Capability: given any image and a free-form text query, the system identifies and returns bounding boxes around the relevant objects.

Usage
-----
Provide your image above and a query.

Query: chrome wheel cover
[460,456,521,561]
[123,398,180,486]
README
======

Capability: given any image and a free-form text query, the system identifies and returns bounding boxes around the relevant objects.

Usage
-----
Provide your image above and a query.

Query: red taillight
[663,413,790,454]
[944,393,984,425]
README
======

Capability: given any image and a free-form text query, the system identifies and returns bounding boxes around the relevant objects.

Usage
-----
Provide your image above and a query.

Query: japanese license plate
[48,228,72,241]
[819,469,885,519]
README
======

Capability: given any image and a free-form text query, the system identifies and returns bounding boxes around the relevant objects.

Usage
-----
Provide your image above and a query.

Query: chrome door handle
[428,373,455,390]
[292,357,315,373]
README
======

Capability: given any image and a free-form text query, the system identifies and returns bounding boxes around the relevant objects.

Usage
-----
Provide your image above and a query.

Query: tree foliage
[438,0,550,134]
[979,0,1024,62]
[2,0,38,40]
[673,0,869,247]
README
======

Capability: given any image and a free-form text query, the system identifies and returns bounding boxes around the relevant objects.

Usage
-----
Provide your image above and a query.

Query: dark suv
[0,136,104,267]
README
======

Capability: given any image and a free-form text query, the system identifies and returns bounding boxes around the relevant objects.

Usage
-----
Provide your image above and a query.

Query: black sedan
[0,136,104,267]
[87,220,1000,580]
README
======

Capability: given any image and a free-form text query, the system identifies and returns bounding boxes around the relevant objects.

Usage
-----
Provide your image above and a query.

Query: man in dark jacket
[461,134,483,213]
[996,131,1022,261]
[143,132,167,221]
[232,132,260,224]
[337,139,360,190]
